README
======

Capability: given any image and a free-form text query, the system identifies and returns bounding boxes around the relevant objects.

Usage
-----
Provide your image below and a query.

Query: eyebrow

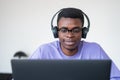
[59,26,82,30]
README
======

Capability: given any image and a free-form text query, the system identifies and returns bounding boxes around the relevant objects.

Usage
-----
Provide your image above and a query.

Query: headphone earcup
[82,27,89,39]
[52,26,58,38]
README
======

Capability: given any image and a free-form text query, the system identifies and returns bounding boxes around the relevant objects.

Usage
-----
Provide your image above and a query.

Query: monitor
[11,59,111,80]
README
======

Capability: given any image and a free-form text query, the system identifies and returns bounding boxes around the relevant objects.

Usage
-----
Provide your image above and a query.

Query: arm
[99,46,120,80]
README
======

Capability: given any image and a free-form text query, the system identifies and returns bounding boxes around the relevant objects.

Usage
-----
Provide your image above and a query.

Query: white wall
[0,0,120,73]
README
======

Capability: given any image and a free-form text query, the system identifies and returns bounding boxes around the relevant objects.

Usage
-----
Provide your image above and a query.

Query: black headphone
[51,8,90,39]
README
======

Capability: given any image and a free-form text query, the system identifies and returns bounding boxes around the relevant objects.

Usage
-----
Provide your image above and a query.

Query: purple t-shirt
[30,40,120,80]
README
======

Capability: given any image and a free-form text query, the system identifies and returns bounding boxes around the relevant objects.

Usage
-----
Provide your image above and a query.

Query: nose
[66,31,74,38]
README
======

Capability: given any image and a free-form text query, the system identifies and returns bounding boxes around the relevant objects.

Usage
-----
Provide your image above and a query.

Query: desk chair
[0,73,12,80]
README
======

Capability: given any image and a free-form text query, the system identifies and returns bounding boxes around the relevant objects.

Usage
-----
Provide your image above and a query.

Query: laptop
[11,59,111,80]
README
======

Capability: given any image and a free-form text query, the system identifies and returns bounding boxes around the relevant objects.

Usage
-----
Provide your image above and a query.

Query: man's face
[58,17,83,51]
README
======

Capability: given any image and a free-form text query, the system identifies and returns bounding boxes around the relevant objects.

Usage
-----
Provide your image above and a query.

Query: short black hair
[57,7,84,26]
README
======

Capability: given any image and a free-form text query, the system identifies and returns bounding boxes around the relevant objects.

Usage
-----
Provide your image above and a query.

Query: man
[30,7,120,80]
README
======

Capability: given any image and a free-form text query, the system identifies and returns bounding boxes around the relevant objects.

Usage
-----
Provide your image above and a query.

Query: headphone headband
[51,9,63,29]
[51,8,90,38]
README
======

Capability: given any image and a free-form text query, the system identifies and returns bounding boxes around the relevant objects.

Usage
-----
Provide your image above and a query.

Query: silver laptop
[11,59,111,80]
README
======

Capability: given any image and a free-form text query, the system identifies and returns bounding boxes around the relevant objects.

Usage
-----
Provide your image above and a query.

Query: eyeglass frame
[58,27,82,34]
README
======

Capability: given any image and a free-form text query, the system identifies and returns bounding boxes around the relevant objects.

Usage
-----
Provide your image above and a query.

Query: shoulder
[82,40,102,49]
[38,40,60,50]
[82,40,110,59]
[29,40,60,59]
[82,40,106,55]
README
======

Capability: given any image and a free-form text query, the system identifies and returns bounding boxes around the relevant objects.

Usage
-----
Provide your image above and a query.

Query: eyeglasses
[58,27,82,34]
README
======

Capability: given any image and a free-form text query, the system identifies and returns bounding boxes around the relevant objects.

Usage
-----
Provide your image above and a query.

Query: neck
[61,45,78,56]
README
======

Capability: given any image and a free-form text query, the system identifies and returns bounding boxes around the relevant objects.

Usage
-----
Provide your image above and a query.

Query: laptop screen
[11,59,111,80]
